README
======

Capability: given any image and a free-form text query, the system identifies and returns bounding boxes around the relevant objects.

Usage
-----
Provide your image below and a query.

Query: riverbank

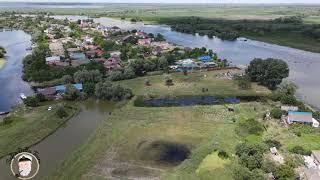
[0,101,79,158]
[0,58,5,69]
[47,71,320,179]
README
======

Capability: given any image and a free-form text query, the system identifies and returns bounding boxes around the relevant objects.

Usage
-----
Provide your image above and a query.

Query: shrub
[289,146,311,156]
[271,108,282,119]
[163,74,174,86]
[56,106,68,118]
[35,93,46,102]
[272,165,295,180]
[264,139,282,149]
[23,96,39,107]
[237,118,264,136]
[236,75,252,90]
[2,116,14,125]
[95,81,133,101]
[218,150,229,159]
[63,84,81,100]
[280,95,298,105]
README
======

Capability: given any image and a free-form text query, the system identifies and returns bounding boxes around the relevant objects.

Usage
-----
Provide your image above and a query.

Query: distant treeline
[158,16,320,41]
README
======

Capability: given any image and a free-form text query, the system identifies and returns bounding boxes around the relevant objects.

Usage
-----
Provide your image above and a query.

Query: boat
[0,111,9,115]
[20,93,27,100]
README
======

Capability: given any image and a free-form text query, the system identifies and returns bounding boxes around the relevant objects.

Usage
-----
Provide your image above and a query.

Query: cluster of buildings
[37,83,83,98]
[170,55,218,71]
[44,21,123,70]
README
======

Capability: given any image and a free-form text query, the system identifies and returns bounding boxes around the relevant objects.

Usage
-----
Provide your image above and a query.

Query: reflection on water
[0,99,117,180]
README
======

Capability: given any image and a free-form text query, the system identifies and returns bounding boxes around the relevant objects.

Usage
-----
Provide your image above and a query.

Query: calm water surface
[89,17,320,109]
[0,30,33,112]
[0,99,116,179]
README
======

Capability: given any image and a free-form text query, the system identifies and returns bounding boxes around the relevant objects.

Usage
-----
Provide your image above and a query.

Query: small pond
[136,96,244,107]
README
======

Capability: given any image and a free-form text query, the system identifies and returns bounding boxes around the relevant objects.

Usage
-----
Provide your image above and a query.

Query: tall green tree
[247,58,289,89]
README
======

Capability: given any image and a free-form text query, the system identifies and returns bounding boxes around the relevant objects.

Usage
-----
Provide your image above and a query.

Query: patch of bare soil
[82,146,165,180]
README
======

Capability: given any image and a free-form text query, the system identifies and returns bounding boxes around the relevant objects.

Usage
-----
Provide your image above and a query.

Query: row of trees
[158,16,320,41]
[0,46,6,58]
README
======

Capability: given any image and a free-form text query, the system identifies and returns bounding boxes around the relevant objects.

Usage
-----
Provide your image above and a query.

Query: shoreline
[0,104,80,159]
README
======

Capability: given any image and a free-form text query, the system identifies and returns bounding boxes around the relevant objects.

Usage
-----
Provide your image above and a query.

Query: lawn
[195,151,232,180]
[48,100,270,180]
[117,70,270,97]
[0,102,79,158]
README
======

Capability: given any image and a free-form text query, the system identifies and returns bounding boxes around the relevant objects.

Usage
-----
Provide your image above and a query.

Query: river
[0,99,116,180]
[0,15,320,179]
[0,30,33,112]
[54,15,320,109]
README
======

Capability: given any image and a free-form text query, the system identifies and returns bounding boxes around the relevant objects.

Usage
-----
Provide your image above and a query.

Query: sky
[0,0,319,3]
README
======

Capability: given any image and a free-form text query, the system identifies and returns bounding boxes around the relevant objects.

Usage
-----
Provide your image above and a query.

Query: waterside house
[287,111,319,127]
[45,56,61,65]
[38,83,83,97]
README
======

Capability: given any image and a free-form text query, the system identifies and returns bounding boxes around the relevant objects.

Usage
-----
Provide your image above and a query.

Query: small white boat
[20,93,27,100]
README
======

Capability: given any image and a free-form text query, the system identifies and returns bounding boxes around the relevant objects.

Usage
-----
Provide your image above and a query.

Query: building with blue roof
[55,83,83,94]
[287,111,313,124]
[198,55,212,62]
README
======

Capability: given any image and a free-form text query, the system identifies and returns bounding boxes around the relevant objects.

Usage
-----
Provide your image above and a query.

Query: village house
[281,105,299,112]
[85,50,97,59]
[37,87,57,97]
[198,55,212,62]
[38,83,83,97]
[287,111,319,127]
[135,31,148,38]
[55,83,83,94]
[152,46,163,56]
[151,41,171,50]
[104,57,121,71]
[45,56,61,65]
[67,48,80,53]
[83,35,94,44]
[70,52,86,61]
[110,26,121,32]
[49,42,64,56]
[138,38,152,46]
[175,59,198,70]
[110,51,121,57]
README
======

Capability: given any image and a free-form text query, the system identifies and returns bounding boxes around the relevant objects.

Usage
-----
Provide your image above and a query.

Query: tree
[154,33,165,41]
[271,107,282,119]
[56,106,68,118]
[272,165,294,180]
[0,46,6,58]
[61,75,73,84]
[95,81,133,101]
[63,84,81,100]
[74,70,102,83]
[235,142,268,170]
[247,58,289,89]
[164,74,174,86]
[23,96,39,107]
[236,75,252,90]
[123,67,136,79]
[83,82,96,95]
[276,80,298,96]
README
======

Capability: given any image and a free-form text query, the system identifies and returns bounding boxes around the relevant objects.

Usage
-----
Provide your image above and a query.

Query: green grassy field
[2,4,320,22]
[117,70,270,97]
[47,70,272,180]
[0,102,79,158]
[48,100,269,180]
